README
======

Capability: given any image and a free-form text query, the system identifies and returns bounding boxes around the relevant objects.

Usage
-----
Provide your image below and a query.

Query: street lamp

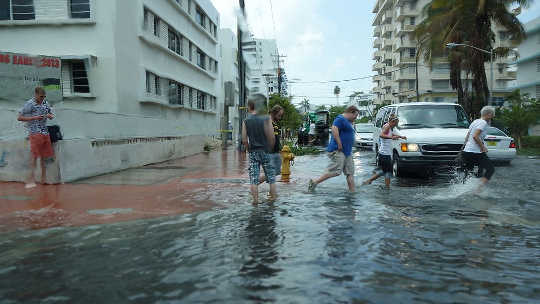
[446,42,494,104]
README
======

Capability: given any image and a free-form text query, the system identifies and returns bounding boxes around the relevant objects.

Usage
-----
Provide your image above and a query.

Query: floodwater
[1,151,539,303]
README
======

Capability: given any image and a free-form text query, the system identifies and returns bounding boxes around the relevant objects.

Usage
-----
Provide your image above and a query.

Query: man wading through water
[308,105,359,192]
[259,105,284,184]
[242,94,277,204]
[362,114,406,188]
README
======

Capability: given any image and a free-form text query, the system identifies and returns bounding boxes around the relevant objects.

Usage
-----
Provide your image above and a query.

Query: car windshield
[356,125,375,133]
[397,105,470,129]
[487,127,507,136]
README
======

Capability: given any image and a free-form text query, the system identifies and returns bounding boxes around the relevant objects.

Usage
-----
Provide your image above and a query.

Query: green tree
[300,98,311,113]
[315,104,328,111]
[499,90,539,148]
[414,0,530,118]
[268,93,302,131]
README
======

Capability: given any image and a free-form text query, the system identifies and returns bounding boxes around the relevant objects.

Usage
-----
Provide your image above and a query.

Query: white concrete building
[372,0,517,105]
[218,28,240,144]
[0,0,221,182]
[515,17,540,99]
[347,93,376,119]
[242,38,284,97]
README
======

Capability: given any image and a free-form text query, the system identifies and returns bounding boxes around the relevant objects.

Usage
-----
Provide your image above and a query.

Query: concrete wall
[0,108,215,182]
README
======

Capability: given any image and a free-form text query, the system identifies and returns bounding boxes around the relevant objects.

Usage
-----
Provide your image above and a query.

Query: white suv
[372,102,469,176]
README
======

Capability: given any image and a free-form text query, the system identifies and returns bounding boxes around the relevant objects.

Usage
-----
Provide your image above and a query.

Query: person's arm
[379,124,393,139]
[472,128,487,152]
[264,118,275,150]
[331,125,342,150]
[242,121,248,151]
[17,105,42,122]
[391,128,406,140]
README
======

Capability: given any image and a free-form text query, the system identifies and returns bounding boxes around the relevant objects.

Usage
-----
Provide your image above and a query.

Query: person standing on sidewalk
[308,105,359,192]
[17,87,55,188]
[362,114,406,188]
[242,94,276,204]
[462,106,496,192]
[259,105,284,183]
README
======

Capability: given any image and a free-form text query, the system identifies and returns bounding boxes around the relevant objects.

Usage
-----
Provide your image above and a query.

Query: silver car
[355,123,375,149]
[485,127,516,164]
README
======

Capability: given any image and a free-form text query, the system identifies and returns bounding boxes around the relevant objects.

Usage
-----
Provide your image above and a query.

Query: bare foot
[25,183,37,189]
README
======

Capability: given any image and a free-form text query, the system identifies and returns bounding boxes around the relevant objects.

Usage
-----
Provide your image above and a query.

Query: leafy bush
[522,136,540,148]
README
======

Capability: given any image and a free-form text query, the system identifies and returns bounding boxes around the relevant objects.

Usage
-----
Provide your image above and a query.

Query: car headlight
[401,143,419,152]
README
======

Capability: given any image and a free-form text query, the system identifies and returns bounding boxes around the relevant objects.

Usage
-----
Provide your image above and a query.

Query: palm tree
[333,86,341,105]
[300,98,310,113]
[414,0,530,117]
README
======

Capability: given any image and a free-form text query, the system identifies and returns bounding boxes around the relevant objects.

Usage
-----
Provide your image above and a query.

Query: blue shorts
[248,151,275,185]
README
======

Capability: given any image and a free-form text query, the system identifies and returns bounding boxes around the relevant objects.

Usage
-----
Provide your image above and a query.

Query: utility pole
[271,53,286,95]
[237,0,246,151]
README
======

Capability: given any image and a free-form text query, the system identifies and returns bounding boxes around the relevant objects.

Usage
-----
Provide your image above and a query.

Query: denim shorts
[248,151,275,184]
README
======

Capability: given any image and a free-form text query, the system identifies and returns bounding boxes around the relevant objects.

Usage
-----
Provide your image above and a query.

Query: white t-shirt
[309,123,316,135]
[464,119,488,153]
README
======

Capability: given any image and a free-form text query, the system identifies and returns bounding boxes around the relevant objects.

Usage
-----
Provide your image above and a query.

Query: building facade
[0,0,221,182]
[242,38,285,98]
[371,0,517,105]
[218,28,240,145]
[515,17,540,100]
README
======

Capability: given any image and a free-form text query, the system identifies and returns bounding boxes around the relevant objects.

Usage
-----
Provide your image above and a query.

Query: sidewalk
[0,148,252,231]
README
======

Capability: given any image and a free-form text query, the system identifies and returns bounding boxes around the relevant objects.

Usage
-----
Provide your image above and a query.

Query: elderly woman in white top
[462,106,495,190]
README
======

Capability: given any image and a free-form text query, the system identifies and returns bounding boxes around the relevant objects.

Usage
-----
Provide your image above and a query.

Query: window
[146,71,152,93]
[410,17,415,25]
[536,57,540,72]
[61,59,90,95]
[433,97,444,102]
[408,80,415,90]
[213,24,217,38]
[432,80,449,90]
[214,60,218,73]
[189,42,193,61]
[196,8,205,28]
[197,49,206,69]
[0,0,35,20]
[168,81,184,105]
[155,75,161,95]
[143,9,149,30]
[188,88,193,107]
[409,48,416,58]
[168,29,182,55]
[153,15,160,37]
[496,80,507,88]
[197,91,206,110]
[70,0,90,18]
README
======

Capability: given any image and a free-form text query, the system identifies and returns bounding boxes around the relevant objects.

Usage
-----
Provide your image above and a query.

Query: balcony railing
[397,23,415,35]
[373,38,382,48]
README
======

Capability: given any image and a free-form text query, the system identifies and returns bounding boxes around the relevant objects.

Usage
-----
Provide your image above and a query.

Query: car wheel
[393,152,403,177]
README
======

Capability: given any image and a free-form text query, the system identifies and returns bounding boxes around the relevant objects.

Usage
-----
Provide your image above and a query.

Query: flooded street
[1,150,539,303]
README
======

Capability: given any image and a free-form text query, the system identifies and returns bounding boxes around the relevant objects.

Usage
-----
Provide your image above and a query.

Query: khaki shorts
[326,151,354,176]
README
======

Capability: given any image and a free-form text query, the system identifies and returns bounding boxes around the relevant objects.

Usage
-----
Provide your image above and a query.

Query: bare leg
[250,184,259,204]
[28,156,37,184]
[363,172,382,185]
[40,158,47,184]
[346,174,355,192]
[384,177,390,188]
[315,172,340,185]
[269,183,277,201]
[258,175,266,185]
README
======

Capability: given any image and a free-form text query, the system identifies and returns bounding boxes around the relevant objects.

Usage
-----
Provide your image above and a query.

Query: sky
[211,0,540,107]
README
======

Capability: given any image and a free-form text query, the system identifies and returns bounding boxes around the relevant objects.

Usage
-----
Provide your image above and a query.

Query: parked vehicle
[485,127,516,164]
[373,102,470,177]
[355,123,375,149]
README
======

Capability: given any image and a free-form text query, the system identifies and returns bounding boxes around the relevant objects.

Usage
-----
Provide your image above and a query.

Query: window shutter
[61,61,72,96]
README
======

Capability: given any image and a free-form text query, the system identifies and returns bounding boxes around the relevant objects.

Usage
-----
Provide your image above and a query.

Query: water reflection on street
[1,150,539,303]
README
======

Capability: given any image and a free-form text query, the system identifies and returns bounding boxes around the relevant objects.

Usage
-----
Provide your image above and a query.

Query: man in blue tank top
[308,106,359,192]
[242,94,276,204]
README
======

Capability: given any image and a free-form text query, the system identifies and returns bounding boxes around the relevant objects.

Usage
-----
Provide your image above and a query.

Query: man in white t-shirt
[308,122,316,144]
[462,106,495,191]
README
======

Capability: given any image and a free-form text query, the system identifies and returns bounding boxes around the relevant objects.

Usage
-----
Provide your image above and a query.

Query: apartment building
[242,38,284,97]
[0,0,221,182]
[514,17,540,100]
[371,0,517,105]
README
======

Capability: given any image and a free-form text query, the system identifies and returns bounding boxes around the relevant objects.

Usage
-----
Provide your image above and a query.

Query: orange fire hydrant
[280,145,295,182]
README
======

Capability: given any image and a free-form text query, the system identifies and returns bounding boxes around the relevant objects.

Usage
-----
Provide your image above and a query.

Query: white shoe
[25,183,37,189]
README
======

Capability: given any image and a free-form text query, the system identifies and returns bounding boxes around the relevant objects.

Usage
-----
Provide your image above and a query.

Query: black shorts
[379,154,392,173]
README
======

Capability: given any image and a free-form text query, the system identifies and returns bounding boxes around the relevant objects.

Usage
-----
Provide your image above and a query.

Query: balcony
[382,80,393,88]
[373,38,382,48]
[393,37,415,51]
[373,50,384,60]
[372,62,386,71]
[396,54,416,65]
[382,24,394,36]
[396,72,416,80]
[396,23,415,36]
[497,71,517,80]
[382,38,393,50]
[383,93,394,102]
[373,26,381,37]
[430,72,450,80]
[396,5,417,21]
[373,75,384,82]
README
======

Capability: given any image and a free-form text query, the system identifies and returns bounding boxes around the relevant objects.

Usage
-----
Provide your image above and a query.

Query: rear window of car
[487,127,507,136]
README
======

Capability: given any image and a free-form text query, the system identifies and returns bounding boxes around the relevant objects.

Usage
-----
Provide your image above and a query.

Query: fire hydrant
[280,145,295,182]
